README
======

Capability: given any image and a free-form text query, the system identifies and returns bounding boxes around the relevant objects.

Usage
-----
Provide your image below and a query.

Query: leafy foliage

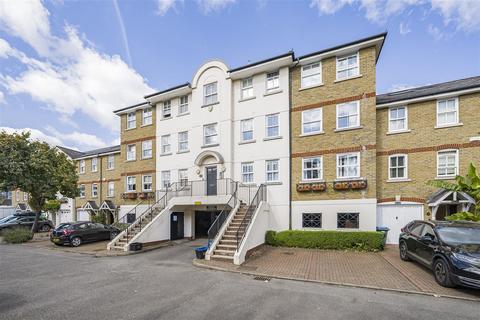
[91,212,106,224]
[1,228,34,244]
[445,212,480,222]
[43,199,61,212]
[0,132,79,232]
[265,230,384,251]
[112,222,129,231]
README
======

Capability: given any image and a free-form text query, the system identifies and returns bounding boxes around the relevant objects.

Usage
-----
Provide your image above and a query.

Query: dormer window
[336,53,359,80]
[204,82,218,105]
[162,100,171,119]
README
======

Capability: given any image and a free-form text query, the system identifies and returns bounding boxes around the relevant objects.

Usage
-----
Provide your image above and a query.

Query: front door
[206,166,217,196]
[170,212,184,240]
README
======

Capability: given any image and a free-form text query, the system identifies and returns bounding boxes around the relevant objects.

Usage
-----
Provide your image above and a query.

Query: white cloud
[0,1,153,133]
[399,22,412,35]
[427,23,447,40]
[156,0,182,15]
[431,0,480,32]
[0,91,4,104]
[44,125,108,149]
[0,126,63,146]
[388,83,416,92]
[196,0,236,14]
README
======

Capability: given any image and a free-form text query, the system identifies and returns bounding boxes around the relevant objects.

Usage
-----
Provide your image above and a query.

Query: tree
[0,132,78,232]
[428,162,480,220]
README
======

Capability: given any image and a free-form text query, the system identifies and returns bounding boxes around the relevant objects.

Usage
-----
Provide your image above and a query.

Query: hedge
[265,230,384,251]
[1,228,34,244]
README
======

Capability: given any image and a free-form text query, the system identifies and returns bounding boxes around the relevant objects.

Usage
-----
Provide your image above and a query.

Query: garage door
[377,204,424,244]
[76,210,90,222]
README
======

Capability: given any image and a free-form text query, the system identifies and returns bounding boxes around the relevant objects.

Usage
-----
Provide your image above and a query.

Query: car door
[406,222,424,259]
[18,217,35,229]
[75,223,93,241]
[416,224,437,267]
[92,223,109,240]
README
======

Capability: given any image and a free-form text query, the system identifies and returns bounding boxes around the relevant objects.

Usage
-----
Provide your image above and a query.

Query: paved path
[198,245,480,300]
[1,242,479,320]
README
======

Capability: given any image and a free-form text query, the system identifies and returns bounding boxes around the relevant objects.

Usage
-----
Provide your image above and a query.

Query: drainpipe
[288,59,299,230]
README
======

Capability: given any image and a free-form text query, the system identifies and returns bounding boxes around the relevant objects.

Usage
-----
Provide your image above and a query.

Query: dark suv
[50,222,120,247]
[0,215,53,232]
[399,220,480,289]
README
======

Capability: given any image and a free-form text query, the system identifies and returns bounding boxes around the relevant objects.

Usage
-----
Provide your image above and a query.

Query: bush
[112,222,129,231]
[1,228,34,244]
[265,230,384,251]
[91,212,106,224]
[446,212,480,222]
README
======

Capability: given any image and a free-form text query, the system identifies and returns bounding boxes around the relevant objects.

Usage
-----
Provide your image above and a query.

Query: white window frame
[336,152,360,179]
[265,113,280,138]
[336,101,360,130]
[161,135,171,154]
[388,106,408,133]
[336,52,359,81]
[301,108,323,135]
[266,159,279,183]
[107,155,115,170]
[126,176,136,192]
[107,181,115,197]
[436,97,459,127]
[142,140,152,159]
[241,77,254,99]
[178,131,188,152]
[241,162,254,184]
[15,190,19,202]
[161,171,171,189]
[437,150,459,178]
[23,192,28,201]
[79,185,85,198]
[126,144,136,161]
[142,107,152,126]
[91,157,98,172]
[178,169,188,186]
[203,123,218,146]
[92,183,98,198]
[162,100,172,119]
[302,157,323,181]
[388,154,408,180]
[79,160,85,174]
[301,62,322,88]
[204,82,218,105]
[240,118,254,142]
[127,112,136,129]
[142,175,153,192]
[266,71,280,92]
[179,95,189,115]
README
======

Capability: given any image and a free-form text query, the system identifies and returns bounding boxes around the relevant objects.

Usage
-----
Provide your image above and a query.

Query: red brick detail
[121,136,156,145]
[377,141,480,156]
[292,92,376,112]
[378,197,426,204]
[121,170,156,177]
[292,144,376,158]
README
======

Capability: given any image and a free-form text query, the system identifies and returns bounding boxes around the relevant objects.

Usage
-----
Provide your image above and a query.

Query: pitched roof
[377,76,480,105]
[57,146,84,159]
[228,52,294,73]
[57,145,120,160]
[144,83,191,99]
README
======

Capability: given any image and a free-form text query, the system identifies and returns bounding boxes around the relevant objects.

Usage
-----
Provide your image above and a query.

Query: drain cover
[281,251,294,255]
[253,276,271,282]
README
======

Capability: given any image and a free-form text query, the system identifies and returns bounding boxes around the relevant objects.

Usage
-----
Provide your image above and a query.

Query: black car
[50,222,120,247]
[399,220,480,289]
[0,215,54,232]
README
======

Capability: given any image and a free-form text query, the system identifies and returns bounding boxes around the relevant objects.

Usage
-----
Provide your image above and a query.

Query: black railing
[207,184,238,247]
[117,197,152,224]
[236,184,267,251]
[156,178,237,199]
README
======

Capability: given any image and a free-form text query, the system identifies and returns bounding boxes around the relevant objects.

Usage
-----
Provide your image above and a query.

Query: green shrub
[446,212,480,222]
[112,222,129,231]
[265,230,384,251]
[265,230,277,245]
[91,212,106,224]
[1,228,34,244]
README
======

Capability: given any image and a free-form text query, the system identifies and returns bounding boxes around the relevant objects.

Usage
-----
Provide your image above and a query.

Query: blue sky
[0,0,479,151]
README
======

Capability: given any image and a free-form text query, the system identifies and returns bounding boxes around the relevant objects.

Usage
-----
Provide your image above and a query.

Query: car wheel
[399,241,410,261]
[110,232,119,240]
[70,237,82,247]
[40,225,51,232]
[433,258,455,288]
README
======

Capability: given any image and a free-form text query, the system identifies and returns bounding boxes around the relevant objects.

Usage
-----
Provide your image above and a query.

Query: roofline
[143,83,191,99]
[74,150,121,160]
[228,51,294,73]
[376,86,480,108]
[113,101,150,114]
[297,32,388,61]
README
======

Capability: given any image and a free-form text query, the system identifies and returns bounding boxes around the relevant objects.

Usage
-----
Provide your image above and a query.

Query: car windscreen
[437,227,480,245]
[56,223,72,230]
[0,215,16,223]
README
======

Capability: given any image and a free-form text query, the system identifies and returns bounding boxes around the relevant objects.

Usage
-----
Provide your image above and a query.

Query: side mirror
[420,235,435,244]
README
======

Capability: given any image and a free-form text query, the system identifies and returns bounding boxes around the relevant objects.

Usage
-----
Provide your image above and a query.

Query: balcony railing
[155,178,238,200]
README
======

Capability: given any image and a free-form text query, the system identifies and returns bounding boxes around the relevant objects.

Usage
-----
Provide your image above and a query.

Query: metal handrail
[207,183,238,247]
[117,197,151,224]
[235,184,266,251]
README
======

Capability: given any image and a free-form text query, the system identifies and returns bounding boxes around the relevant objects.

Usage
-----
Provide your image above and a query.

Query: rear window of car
[437,227,480,245]
[56,223,72,230]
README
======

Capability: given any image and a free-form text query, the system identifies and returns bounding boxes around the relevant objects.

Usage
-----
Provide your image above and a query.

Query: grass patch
[265,230,384,251]
[1,228,34,244]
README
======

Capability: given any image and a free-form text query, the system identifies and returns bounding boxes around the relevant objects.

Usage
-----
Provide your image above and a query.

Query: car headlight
[452,253,480,267]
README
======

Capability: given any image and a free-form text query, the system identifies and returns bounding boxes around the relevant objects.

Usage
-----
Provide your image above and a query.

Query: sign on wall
[296,182,327,192]
[333,180,368,191]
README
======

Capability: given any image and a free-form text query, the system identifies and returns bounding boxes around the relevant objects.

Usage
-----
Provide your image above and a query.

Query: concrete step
[110,245,125,251]
[220,240,238,245]
[216,244,236,250]
[211,254,234,261]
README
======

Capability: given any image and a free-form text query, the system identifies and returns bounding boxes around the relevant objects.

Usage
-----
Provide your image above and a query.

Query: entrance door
[206,166,217,196]
[170,212,184,240]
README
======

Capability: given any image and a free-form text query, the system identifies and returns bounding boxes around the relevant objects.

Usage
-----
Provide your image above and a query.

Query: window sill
[141,123,153,128]
[177,112,190,117]
[263,89,282,97]
[335,177,363,181]
[387,129,411,135]
[238,139,256,145]
[241,182,257,186]
[300,131,324,137]
[106,168,115,171]
[160,117,173,121]
[334,126,363,133]
[91,170,98,173]
[470,136,480,142]
[386,179,412,183]
[238,96,256,103]
[125,127,136,131]
[434,122,463,129]
[201,143,219,149]
[141,156,153,160]
[299,83,324,91]
[265,181,282,186]
[142,190,153,193]
[107,196,115,198]
[201,102,220,108]
[177,150,190,154]
[435,176,456,180]
[334,74,362,83]
[263,136,283,141]
[300,179,325,183]
[125,159,136,162]
[160,153,172,157]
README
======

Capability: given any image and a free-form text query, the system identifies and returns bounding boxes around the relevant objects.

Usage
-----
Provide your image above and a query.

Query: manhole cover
[253,276,271,282]
[282,251,294,255]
